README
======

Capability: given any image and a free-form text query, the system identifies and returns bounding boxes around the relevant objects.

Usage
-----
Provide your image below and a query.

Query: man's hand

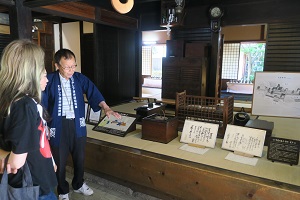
[104,107,121,119]
[99,101,121,119]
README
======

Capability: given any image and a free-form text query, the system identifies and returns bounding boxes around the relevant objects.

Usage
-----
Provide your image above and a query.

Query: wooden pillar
[208,31,221,97]
[136,29,142,98]
[9,0,32,40]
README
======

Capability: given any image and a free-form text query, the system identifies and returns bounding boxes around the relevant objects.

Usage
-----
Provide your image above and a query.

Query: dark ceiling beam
[0,0,15,6]
[131,0,160,3]
[80,0,113,11]
[23,0,81,8]
[32,2,96,21]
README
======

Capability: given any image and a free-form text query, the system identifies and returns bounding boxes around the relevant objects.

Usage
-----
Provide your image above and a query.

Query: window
[142,46,152,75]
[222,42,266,83]
[142,44,166,78]
[222,43,240,79]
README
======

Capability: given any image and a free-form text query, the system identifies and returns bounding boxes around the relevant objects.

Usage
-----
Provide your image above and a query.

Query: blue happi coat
[42,71,105,147]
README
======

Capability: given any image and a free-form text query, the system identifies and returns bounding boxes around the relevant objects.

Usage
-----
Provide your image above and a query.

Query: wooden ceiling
[1,0,274,24]
[23,0,160,8]
[23,0,162,23]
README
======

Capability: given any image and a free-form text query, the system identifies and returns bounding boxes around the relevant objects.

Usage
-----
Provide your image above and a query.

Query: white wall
[62,22,81,72]
[54,23,60,53]
[53,22,81,72]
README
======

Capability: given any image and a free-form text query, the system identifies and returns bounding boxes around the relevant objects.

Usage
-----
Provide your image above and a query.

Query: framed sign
[252,72,300,118]
[93,113,137,137]
[267,137,299,166]
[180,120,219,148]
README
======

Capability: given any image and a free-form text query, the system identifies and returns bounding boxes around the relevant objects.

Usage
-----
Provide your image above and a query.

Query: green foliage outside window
[240,43,265,83]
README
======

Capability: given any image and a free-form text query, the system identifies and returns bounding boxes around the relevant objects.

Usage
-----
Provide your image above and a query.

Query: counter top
[87,114,300,187]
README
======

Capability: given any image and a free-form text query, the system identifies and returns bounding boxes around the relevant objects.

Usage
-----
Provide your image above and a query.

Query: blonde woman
[0,40,57,199]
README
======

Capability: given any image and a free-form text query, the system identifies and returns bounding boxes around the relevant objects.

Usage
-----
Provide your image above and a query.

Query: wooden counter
[82,102,300,199]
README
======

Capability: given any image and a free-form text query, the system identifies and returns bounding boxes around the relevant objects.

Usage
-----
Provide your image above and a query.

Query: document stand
[188,143,206,149]
[233,151,254,158]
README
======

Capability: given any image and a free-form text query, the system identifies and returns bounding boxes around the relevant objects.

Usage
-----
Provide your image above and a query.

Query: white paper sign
[89,109,101,123]
[222,124,266,157]
[180,120,219,148]
[84,103,88,119]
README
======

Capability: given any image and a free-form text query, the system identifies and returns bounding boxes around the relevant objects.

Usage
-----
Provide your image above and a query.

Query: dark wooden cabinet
[166,40,184,57]
[185,42,209,58]
[162,57,207,99]
[162,39,209,99]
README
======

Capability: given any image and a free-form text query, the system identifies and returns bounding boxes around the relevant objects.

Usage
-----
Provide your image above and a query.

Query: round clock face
[210,7,222,18]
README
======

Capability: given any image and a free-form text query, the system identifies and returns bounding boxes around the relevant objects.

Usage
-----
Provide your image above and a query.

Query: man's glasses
[60,64,77,70]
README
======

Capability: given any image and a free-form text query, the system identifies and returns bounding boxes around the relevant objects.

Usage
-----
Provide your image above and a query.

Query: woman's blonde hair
[0,39,45,117]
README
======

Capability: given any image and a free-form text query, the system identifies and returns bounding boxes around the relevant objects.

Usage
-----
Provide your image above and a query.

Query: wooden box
[245,119,274,146]
[142,114,178,144]
[135,103,166,123]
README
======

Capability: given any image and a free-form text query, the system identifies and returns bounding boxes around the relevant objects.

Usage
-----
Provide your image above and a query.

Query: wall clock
[209,6,224,19]
[209,5,224,32]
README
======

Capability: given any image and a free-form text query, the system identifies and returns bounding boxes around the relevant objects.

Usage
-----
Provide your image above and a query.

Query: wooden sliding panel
[162,57,207,99]
[94,24,137,105]
[84,138,300,200]
[265,23,300,72]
